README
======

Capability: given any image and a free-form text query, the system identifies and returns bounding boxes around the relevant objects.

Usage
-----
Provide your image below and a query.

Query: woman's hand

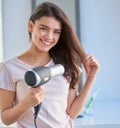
[86,54,100,78]
[22,86,45,108]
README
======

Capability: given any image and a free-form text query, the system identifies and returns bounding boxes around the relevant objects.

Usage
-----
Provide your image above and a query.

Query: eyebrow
[39,24,61,31]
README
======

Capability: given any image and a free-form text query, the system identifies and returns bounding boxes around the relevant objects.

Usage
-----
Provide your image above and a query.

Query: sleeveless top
[0,58,73,128]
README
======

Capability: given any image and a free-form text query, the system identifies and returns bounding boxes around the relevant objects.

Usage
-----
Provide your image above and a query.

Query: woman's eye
[54,31,61,35]
[40,27,47,31]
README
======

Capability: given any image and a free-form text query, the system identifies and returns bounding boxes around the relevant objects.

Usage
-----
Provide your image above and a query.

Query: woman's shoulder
[0,57,31,72]
[0,57,15,66]
[1,57,16,63]
[0,57,18,73]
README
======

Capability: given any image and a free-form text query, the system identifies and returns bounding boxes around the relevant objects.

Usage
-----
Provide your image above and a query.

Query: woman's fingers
[86,54,100,77]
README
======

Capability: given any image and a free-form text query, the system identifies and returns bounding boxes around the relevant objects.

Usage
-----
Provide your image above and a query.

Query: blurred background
[0,0,120,127]
[1,0,120,101]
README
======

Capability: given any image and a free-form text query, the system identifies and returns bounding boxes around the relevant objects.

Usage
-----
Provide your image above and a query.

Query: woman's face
[28,16,62,52]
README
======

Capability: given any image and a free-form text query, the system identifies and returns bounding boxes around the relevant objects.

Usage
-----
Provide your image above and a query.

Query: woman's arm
[0,86,44,125]
[66,54,100,119]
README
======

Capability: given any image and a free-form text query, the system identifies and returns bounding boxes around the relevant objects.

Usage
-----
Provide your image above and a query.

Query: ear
[28,20,34,33]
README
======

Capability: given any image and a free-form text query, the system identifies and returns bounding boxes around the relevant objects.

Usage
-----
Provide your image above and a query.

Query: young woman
[0,2,100,128]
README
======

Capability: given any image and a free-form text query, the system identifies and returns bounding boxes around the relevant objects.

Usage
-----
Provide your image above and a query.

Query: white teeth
[42,41,51,45]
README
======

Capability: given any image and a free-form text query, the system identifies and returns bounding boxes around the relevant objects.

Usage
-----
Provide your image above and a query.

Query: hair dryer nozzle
[24,71,37,86]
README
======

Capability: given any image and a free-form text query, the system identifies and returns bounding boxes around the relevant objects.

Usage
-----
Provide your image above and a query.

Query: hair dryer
[24,64,65,119]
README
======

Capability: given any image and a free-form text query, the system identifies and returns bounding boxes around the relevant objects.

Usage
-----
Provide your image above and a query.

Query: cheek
[32,31,41,40]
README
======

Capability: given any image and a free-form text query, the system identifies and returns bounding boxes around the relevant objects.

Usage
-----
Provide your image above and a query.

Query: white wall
[79,0,120,101]
[0,0,3,61]
[2,0,32,60]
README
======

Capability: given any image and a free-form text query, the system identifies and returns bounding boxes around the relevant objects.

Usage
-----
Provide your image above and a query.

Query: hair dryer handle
[34,103,42,119]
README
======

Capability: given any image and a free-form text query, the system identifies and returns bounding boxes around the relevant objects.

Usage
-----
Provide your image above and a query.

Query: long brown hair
[29,2,88,88]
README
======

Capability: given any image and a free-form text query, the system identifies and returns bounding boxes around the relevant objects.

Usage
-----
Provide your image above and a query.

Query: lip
[40,39,52,46]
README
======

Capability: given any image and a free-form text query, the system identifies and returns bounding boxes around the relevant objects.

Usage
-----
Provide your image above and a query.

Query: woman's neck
[18,48,51,67]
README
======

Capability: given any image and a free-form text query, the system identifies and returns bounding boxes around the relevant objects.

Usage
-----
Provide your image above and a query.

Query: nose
[46,31,53,40]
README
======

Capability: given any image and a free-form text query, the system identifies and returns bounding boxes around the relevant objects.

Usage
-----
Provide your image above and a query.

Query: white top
[0,58,73,128]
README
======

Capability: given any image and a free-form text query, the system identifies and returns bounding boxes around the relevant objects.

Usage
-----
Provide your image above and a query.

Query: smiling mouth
[41,39,52,46]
